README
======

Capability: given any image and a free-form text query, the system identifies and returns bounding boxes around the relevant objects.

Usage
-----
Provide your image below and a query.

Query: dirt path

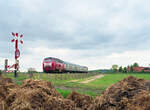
[80,74,104,84]
[69,79,79,82]
[69,74,104,83]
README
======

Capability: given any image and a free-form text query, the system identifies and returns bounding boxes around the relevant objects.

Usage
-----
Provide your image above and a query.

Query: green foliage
[130,65,133,72]
[133,62,139,67]
[112,64,118,72]
[118,66,123,72]
[123,67,127,73]
[28,68,37,73]
[126,63,139,72]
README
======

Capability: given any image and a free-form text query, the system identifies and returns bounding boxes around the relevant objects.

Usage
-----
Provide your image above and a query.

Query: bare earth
[70,80,79,82]
[69,74,104,84]
[80,74,104,84]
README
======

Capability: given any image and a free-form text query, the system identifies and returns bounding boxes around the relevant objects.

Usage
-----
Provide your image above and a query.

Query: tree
[28,68,37,73]
[130,65,133,72]
[119,66,123,72]
[123,67,127,73]
[112,65,118,72]
[28,68,37,78]
[133,62,139,67]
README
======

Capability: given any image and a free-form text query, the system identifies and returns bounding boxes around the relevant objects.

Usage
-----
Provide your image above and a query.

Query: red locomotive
[43,57,88,73]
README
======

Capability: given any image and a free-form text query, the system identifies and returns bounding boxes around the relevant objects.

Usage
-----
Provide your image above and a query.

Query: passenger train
[43,57,88,73]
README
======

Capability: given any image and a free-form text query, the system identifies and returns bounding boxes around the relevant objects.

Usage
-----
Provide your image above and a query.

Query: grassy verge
[56,88,72,98]
[56,88,97,98]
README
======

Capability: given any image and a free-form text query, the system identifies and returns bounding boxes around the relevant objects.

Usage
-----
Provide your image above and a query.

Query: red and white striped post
[11,32,23,77]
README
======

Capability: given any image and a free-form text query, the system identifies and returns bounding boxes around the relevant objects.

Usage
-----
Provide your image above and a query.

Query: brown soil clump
[5,88,78,110]
[127,91,150,110]
[21,79,63,98]
[3,79,79,110]
[67,91,94,110]
[0,77,17,101]
[90,76,150,110]
[0,76,14,84]
[0,76,18,110]
[45,96,80,110]
[145,80,150,91]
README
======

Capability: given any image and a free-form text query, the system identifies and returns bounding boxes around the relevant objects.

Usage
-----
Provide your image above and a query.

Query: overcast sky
[0,0,150,71]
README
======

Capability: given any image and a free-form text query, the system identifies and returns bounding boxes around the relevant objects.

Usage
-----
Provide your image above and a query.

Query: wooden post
[4,59,8,72]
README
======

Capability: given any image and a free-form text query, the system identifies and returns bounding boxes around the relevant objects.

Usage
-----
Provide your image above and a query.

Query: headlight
[44,62,51,67]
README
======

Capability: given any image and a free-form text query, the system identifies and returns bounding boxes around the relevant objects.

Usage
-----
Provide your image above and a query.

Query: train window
[58,60,63,63]
[53,58,64,63]
[44,59,52,62]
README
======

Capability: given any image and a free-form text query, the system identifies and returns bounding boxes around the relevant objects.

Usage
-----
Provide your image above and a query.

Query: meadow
[3,72,150,98]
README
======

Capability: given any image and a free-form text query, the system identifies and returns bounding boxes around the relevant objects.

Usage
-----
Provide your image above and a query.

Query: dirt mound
[0,76,14,84]
[0,77,17,101]
[145,80,150,91]
[45,96,80,110]
[0,77,18,110]
[0,77,80,110]
[127,91,150,110]
[21,79,63,98]
[5,88,78,110]
[90,76,150,110]
[67,91,94,110]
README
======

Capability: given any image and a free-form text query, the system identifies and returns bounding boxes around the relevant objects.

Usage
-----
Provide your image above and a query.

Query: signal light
[20,40,23,44]
[20,34,23,38]
[12,32,15,36]
[11,39,15,42]
[16,33,18,37]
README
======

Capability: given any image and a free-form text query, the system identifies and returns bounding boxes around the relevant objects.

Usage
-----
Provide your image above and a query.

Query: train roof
[44,57,60,60]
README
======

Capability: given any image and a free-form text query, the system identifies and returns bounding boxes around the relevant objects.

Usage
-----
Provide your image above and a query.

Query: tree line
[111,62,139,73]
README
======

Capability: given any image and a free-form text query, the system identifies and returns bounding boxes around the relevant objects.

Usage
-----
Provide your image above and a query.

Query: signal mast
[11,32,23,77]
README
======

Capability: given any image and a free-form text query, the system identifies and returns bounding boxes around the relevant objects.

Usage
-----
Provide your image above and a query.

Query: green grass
[2,72,150,98]
[56,88,72,98]
[56,88,97,98]
[89,73,150,89]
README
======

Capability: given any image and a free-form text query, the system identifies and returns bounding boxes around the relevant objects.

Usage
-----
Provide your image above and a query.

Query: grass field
[2,72,150,98]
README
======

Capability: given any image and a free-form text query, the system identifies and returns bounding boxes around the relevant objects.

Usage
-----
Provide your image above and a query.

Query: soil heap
[67,91,94,110]
[4,79,80,110]
[0,76,18,110]
[89,76,150,110]
[5,88,78,110]
[20,79,63,98]
[0,76,18,101]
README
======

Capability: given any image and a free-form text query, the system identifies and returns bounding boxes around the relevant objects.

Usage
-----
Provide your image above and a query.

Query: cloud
[0,0,150,71]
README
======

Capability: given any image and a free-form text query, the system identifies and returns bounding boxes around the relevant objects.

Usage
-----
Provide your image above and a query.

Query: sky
[0,0,150,72]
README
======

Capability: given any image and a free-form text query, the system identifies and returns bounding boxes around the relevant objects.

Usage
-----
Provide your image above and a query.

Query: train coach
[43,57,88,73]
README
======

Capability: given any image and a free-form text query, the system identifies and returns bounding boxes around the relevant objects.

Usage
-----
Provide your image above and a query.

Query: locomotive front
[43,58,55,73]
